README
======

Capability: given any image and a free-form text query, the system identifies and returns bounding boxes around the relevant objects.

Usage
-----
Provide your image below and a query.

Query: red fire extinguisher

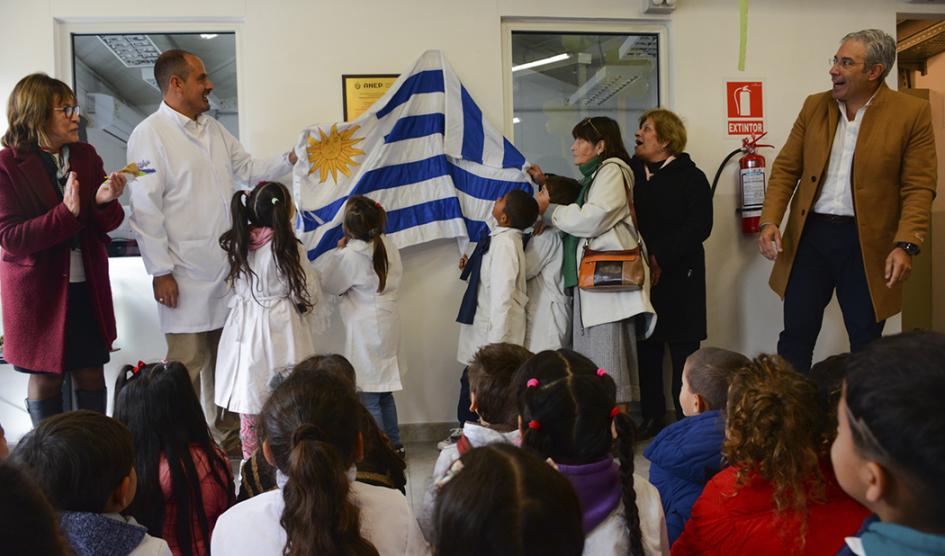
[738,133,773,234]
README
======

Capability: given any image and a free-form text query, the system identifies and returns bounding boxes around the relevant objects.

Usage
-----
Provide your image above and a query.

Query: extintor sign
[725,81,765,137]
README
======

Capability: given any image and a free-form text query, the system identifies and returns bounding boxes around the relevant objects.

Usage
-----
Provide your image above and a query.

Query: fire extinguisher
[710,132,774,234]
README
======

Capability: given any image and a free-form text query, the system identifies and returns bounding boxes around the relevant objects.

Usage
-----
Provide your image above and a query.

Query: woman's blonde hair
[639,108,687,155]
[2,73,74,150]
[722,355,828,545]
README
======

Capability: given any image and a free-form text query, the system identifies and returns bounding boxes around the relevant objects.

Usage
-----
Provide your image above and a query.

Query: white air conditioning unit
[86,93,142,143]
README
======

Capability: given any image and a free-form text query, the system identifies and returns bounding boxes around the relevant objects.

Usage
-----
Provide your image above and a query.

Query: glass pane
[511,31,660,178]
[71,32,237,256]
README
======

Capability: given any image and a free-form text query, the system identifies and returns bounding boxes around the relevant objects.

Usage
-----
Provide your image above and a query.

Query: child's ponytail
[259,371,378,556]
[282,424,376,556]
[370,234,389,294]
[220,190,254,286]
[614,412,644,556]
[343,195,389,293]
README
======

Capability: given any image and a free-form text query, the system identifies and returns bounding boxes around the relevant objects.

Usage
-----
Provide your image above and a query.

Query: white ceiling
[72,32,237,111]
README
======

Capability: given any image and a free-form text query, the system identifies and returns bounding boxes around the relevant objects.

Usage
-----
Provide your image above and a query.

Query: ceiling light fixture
[512,53,571,73]
[200,34,219,40]
[97,34,161,68]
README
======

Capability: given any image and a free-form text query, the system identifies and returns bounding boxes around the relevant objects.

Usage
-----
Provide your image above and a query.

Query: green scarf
[561,156,602,288]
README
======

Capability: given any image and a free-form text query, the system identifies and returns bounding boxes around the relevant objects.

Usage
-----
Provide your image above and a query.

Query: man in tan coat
[758,29,936,373]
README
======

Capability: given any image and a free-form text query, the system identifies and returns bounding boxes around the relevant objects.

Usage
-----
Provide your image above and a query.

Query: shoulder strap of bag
[596,162,644,247]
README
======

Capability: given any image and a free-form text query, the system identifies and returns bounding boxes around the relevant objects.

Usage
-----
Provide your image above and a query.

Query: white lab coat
[582,474,670,556]
[524,227,571,352]
[211,478,430,556]
[214,240,322,414]
[456,227,527,366]
[319,235,404,392]
[546,157,656,336]
[128,102,293,333]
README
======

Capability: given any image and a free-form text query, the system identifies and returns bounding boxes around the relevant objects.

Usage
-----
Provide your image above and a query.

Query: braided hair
[517,349,644,556]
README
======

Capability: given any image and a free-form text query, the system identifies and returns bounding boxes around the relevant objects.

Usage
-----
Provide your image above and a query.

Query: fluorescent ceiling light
[201,34,219,39]
[98,34,162,68]
[512,53,571,72]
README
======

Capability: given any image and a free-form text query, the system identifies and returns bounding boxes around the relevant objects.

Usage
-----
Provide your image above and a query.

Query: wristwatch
[896,242,920,256]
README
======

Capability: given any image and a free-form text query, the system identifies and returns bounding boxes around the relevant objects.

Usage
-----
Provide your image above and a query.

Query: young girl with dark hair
[211,369,428,555]
[216,180,324,459]
[518,349,669,556]
[114,361,234,556]
[320,195,406,452]
[433,443,585,556]
[236,353,408,501]
[673,355,869,555]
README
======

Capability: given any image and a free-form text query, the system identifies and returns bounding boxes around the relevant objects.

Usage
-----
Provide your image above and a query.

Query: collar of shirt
[491,226,523,238]
[835,87,880,121]
[159,101,208,132]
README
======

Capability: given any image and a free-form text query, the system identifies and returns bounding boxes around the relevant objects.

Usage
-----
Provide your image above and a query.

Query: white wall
[0,0,915,441]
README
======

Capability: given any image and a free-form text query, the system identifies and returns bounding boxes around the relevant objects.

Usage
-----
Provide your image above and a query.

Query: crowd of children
[1,174,943,556]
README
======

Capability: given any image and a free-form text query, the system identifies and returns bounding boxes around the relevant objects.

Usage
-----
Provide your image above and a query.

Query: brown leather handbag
[578,163,647,292]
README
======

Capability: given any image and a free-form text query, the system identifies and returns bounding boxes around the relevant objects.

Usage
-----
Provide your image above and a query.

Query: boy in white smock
[454,189,539,427]
[524,174,580,353]
[419,342,532,539]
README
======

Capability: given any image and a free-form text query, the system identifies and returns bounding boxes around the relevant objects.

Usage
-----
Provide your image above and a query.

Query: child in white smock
[320,195,405,451]
[215,181,323,460]
[524,174,580,352]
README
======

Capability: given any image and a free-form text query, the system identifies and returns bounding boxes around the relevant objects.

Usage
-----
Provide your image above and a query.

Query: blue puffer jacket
[643,409,725,544]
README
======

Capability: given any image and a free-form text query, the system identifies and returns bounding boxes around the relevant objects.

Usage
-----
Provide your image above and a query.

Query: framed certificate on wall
[342,74,399,121]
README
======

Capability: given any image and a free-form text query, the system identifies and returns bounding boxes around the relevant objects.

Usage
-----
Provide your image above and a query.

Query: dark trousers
[457,366,477,427]
[778,215,885,374]
[637,339,700,421]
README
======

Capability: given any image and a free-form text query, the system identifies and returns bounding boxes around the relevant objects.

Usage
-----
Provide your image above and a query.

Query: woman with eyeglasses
[0,73,126,425]
[531,116,656,410]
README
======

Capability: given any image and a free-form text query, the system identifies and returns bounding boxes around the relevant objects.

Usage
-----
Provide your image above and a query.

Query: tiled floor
[402,439,653,515]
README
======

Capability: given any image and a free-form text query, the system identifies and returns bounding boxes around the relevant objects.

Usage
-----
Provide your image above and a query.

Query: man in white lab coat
[128,49,296,447]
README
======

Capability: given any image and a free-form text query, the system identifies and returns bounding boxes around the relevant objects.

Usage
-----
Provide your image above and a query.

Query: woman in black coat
[631,108,712,437]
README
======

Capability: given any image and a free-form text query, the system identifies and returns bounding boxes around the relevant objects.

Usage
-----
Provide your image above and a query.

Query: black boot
[75,389,107,414]
[26,394,64,427]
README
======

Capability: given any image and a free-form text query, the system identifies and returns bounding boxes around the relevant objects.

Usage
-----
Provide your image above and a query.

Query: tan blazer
[760,84,937,321]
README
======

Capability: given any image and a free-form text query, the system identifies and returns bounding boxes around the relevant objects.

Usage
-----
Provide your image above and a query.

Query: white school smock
[319,235,404,392]
[582,473,670,556]
[546,158,656,336]
[456,226,528,366]
[524,227,571,352]
[128,102,293,333]
[210,479,430,555]
[214,240,322,414]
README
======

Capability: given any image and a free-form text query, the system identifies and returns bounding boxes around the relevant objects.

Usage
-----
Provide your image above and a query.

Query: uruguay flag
[292,50,532,262]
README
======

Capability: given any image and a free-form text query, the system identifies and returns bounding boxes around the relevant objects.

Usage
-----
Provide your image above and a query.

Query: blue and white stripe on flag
[292,50,532,263]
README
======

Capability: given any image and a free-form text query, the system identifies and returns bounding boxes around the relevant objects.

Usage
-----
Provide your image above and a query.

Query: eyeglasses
[829,57,866,70]
[53,105,81,119]
[581,117,602,138]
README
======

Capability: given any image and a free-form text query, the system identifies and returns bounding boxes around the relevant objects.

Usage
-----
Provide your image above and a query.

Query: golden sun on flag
[306,124,366,183]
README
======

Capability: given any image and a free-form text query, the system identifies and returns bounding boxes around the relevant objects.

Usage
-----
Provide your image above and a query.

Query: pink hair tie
[528,420,541,430]
[610,406,621,418]
[526,378,539,388]
[596,368,608,377]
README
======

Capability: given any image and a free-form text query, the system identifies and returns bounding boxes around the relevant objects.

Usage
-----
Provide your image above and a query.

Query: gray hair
[842,29,896,80]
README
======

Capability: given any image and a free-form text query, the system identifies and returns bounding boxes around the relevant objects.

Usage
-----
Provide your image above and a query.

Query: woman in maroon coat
[0,73,126,425]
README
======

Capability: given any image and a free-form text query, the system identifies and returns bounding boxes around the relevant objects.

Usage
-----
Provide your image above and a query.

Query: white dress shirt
[813,93,877,216]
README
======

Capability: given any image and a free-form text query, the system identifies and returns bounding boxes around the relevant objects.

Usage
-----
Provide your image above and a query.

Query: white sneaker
[436,427,463,450]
